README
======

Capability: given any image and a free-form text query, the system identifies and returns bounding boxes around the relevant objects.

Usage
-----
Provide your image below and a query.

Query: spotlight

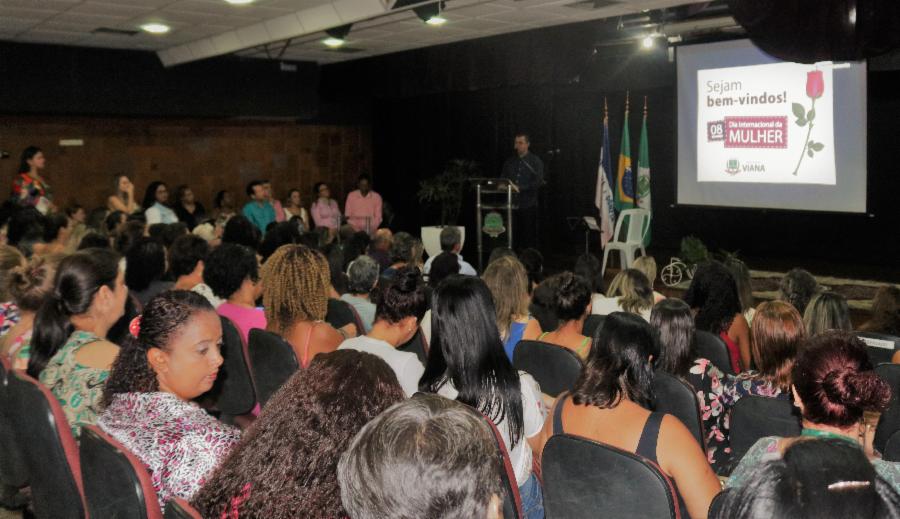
[224,0,255,4]
[425,15,447,26]
[140,23,170,34]
[323,24,352,48]
[641,35,654,49]
[413,1,446,25]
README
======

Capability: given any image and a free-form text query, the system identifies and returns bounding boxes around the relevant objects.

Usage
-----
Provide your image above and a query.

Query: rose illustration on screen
[792,69,826,175]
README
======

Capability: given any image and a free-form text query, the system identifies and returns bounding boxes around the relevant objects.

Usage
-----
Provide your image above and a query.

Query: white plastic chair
[601,208,650,277]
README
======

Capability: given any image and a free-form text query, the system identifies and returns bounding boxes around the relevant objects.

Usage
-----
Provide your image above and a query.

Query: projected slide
[676,39,867,213]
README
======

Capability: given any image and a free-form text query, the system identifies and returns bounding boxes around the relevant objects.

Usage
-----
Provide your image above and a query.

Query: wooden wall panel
[0,117,371,213]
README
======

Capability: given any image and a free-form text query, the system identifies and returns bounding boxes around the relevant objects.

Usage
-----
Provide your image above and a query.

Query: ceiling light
[225,0,255,4]
[641,35,654,48]
[323,24,352,47]
[140,23,170,34]
[323,37,345,48]
[413,1,446,25]
[425,16,447,26]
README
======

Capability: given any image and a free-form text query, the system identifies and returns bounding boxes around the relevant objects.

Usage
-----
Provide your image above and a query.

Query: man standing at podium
[501,133,544,249]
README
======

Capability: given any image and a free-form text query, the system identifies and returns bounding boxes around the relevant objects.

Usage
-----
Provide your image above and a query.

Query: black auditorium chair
[398,328,429,366]
[513,340,583,397]
[7,370,86,518]
[875,363,900,455]
[729,396,801,465]
[248,328,299,407]
[543,434,681,519]
[582,314,606,338]
[652,370,705,449]
[857,332,900,367]
[80,425,163,519]
[164,497,203,519]
[695,330,735,376]
[213,316,257,421]
[883,430,900,463]
[0,358,28,494]
[481,414,524,519]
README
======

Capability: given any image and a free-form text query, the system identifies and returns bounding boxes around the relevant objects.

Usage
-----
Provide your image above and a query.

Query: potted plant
[417,159,479,258]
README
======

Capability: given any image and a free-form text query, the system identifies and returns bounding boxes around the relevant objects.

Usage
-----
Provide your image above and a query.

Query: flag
[595,99,616,247]
[636,97,651,246]
[615,94,635,212]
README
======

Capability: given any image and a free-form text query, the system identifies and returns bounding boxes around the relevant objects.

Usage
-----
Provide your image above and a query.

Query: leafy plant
[680,235,709,267]
[417,159,480,226]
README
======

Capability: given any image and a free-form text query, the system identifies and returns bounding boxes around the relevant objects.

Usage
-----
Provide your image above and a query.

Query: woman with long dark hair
[12,146,53,214]
[535,312,721,519]
[142,181,178,225]
[28,248,127,437]
[420,275,547,518]
[107,174,138,214]
[173,184,206,231]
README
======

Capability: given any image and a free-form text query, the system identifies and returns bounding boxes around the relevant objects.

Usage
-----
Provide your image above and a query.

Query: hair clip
[129,315,142,338]
[827,480,871,492]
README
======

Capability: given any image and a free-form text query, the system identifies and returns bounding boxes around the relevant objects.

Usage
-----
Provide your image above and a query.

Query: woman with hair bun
[99,290,240,507]
[2,254,64,369]
[535,272,592,360]
[727,330,900,492]
[338,266,427,397]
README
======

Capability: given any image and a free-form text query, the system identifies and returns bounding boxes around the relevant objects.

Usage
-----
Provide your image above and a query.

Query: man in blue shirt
[242,180,275,233]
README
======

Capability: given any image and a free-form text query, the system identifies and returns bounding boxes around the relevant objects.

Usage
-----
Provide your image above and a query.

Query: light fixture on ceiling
[140,23,170,34]
[414,1,447,26]
[323,24,352,48]
[641,28,664,49]
[224,0,255,4]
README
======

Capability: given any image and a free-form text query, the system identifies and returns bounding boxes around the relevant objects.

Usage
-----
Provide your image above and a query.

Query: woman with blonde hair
[482,256,541,361]
[260,244,343,367]
[803,291,852,336]
[592,268,654,321]
[632,256,665,303]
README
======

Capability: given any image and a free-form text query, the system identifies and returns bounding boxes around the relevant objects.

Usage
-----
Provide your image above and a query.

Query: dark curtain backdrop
[322,18,900,267]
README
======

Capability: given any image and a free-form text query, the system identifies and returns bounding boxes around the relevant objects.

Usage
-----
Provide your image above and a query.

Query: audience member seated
[195,349,403,517]
[651,298,731,473]
[338,393,503,519]
[242,180,276,234]
[282,188,310,230]
[862,286,900,336]
[726,331,899,493]
[488,246,516,265]
[529,277,559,334]
[211,189,237,223]
[591,268,654,321]
[113,220,145,255]
[340,255,379,332]
[105,209,127,237]
[420,275,546,518]
[535,312,721,519]
[32,213,71,256]
[0,245,25,334]
[99,291,240,507]
[260,244,343,367]
[574,252,605,303]
[8,207,46,257]
[633,255,666,303]
[28,248,126,437]
[222,214,261,251]
[205,243,265,345]
[107,174,139,214]
[126,237,173,307]
[173,184,206,231]
[142,181,178,225]
[778,267,820,316]
[367,228,392,272]
[518,248,545,292]
[428,251,460,289]
[3,254,63,370]
[684,261,751,373]
[725,257,756,325]
[339,267,426,397]
[717,439,900,519]
[381,232,424,281]
[483,256,541,361]
[168,234,220,308]
[536,272,592,360]
[77,232,110,250]
[258,220,303,262]
[804,291,852,336]
[310,182,341,242]
[423,226,476,276]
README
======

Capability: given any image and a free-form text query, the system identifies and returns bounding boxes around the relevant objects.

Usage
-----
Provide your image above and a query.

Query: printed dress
[99,391,241,507]
[38,330,110,438]
[686,358,733,474]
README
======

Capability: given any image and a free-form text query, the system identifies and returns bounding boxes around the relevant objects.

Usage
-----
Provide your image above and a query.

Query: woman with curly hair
[2,253,64,369]
[193,349,404,518]
[205,243,265,345]
[684,260,751,373]
[99,290,240,508]
[260,244,343,367]
[778,268,820,315]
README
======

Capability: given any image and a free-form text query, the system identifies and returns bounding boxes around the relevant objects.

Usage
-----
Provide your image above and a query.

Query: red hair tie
[129,315,142,338]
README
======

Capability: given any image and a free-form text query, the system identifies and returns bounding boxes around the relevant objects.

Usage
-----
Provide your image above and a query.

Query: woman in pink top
[203,243,265,344]
[310,182,341,241]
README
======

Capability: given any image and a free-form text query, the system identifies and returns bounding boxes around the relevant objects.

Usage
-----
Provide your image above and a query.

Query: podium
[470,178,519,272]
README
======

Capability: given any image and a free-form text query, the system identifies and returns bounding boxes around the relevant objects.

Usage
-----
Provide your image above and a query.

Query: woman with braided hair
[260,244,343,367]
[99,290,240,508]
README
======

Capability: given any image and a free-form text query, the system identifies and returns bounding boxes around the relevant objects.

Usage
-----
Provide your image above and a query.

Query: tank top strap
[301,322,318,368]
[635,412,665,463]
[576,336,591,356]
[552,392,568,435]
[538,332,549,341]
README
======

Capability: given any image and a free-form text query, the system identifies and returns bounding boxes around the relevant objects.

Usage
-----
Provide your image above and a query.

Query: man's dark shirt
[500,152,544,208]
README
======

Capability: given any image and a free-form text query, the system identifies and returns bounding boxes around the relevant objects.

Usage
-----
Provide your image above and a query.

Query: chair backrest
[729,396,801,465]
[884,429,900,462]
[0,357,28,488]
[213,316,257,417]
[582,314,606,338]
[7,370,86,518]
[398,328,429,366]
[695,330,734,376]
[248,328,299,408]
[857,332,900,366]
[80,425,163,519]
[652,370,704,450]
[875,363,900,454]
[543,434,680,519]
[512,340,582,397]
[163,497,203,519]
[614,208,651,245]
[481,415,524,519]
